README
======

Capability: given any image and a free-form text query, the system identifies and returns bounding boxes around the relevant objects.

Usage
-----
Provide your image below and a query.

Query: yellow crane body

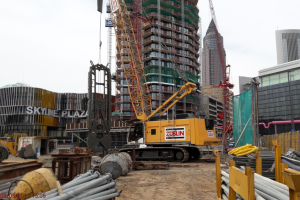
[145,118,220,145]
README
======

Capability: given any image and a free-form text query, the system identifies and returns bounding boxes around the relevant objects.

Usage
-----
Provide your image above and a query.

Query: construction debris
[51,148,92,184]
[0,160,43,180]
[30,171,122,200]
[18,144,37,159]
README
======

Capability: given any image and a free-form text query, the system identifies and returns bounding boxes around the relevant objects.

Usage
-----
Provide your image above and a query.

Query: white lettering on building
[25,106,87,118]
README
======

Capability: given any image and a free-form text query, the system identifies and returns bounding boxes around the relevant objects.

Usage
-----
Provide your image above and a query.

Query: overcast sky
[0,0,299,95]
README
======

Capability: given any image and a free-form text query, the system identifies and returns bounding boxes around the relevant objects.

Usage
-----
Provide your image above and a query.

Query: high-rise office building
[202,19,226,86]
[276,29,300,64]
[239,76,252,94]
[113,0,201,121]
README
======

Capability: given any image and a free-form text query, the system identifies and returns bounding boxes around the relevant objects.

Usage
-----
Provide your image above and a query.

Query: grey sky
[0,0,299,95]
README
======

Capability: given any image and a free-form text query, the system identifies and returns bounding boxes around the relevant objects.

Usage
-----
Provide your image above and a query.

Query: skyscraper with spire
[202,19,225,86]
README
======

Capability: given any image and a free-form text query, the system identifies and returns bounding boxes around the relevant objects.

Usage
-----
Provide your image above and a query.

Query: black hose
[282,155,300,166]
[293,150,300,157]
[282,159,300,171]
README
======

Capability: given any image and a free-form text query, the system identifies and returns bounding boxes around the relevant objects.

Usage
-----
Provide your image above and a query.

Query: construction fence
[233,89,254,146]
[262,131,300,153]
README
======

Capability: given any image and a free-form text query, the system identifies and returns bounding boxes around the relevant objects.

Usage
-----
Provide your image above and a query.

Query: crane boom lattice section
[109,0,152,121]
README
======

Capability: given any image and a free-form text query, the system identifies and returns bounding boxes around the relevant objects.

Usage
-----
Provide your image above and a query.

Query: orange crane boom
[109,0,152,121]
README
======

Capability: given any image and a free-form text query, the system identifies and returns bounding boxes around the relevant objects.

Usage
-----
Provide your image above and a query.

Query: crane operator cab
[128,113,220,147]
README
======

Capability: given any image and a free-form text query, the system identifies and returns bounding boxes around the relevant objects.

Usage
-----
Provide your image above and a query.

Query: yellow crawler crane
[109,0,220,161]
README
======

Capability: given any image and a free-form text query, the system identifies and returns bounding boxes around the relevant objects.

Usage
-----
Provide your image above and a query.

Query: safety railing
[215,141,300,200]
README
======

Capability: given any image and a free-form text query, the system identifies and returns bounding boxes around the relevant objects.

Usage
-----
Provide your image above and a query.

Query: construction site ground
[5,156,219,200]
[116,161,218,200]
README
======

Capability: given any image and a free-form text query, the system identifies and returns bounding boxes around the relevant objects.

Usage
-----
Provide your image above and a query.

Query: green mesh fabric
[124,0,133,3]
[144,65,199,84]
[143,0,157,7]
[142,0,199,24]
[233,89,253,147]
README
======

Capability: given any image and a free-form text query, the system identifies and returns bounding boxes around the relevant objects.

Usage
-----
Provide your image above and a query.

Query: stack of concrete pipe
[221,168,289,200]
[99,152,132,179]
[29,170,122,200]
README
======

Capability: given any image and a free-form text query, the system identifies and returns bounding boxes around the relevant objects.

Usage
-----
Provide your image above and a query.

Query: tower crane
[109,0,221,161]
[208,0,234,141]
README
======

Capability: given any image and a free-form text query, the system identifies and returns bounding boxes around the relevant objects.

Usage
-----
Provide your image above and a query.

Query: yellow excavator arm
[0,140,18,156]
[147,82,197,119]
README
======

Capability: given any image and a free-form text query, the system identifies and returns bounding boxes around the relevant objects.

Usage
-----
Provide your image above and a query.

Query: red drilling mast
[208,0,234,142]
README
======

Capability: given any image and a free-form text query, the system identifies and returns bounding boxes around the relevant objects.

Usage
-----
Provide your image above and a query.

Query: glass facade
[202,20,225,86]
[260,69,300,87]
[258,79,300,135]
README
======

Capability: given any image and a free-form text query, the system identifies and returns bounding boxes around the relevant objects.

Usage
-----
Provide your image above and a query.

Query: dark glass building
[258,60,300,135]
[202,19,226,86]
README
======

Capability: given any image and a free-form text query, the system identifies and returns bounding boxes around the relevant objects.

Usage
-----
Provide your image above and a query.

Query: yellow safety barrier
[272,139,300,200]
[214,149,222,200]
[215,149,259,200]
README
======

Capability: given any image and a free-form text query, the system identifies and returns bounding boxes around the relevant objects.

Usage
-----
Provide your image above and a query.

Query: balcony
[149,87,173,93]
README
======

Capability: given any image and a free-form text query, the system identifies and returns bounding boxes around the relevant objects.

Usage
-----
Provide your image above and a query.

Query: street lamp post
[288,71,295,132]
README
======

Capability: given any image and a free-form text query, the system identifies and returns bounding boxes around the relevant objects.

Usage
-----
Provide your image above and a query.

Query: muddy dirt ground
[6,156,219,200]
[116,162,217,200]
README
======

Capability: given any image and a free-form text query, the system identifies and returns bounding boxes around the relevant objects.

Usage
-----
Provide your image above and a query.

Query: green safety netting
[233,89,253,147]
[142,0,199,24]
[124,0,133,3]
[144,65,199,84]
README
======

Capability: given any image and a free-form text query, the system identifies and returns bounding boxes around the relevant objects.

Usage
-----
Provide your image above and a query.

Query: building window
[269,74,279,85]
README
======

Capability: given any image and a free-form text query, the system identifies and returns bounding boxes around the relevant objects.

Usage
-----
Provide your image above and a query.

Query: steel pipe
[253,171,289,191]
[222,176,265,200]
[221,184,229,196]
[282,159,300,171]
[255,189,277,200]
[69,181,116,200]
[255,181,289,200]
[221,176,229,185]
[79,188,117,200]
[44,173,100,197]
[42,180,109,199]
[255,180,288,197]
[221,170,229,178]
[89,191,122,200]
[71,170,93,181]
[254,177,289,196]
[47,174,112,200]
[222,194,228,200]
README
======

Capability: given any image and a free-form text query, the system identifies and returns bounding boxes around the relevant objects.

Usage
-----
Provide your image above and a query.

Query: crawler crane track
[120,147,190,162]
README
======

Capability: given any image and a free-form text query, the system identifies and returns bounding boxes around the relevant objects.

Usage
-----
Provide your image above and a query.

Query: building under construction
[112,0,202,121]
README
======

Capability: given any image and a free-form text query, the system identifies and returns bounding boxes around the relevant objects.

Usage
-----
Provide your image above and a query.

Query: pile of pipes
[221,168,289,200]
[0,176,23,195]
[282,148,300,172]
[30,170,121,200]
[230,151,275,179]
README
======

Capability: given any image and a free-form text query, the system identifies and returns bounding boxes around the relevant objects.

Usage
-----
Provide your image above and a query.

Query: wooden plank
[56,181,63,196]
